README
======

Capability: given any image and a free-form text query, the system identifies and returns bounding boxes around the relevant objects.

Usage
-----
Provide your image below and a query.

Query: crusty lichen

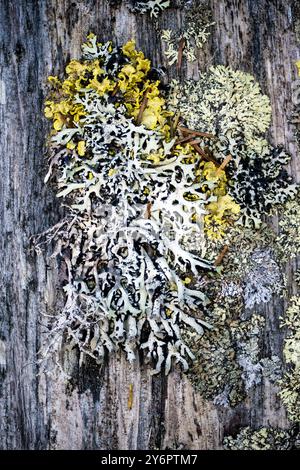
[185,306,269,406]
[223,426,294,450]
[243,249,283,309]
[205,224,284,309]
[185,222,285,404]
[279,371,300,423]
[276,194,300,260]
[186,297,284,407]
[184,306,246,406]
[279,296,300,422]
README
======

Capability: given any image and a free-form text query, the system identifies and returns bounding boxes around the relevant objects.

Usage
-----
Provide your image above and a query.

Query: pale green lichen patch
[279,296,300,423]
[223,426,295,450]
[185,308,266,406]
[205,224,284,309]
[169,68,272,151]
[185,223,285,405]
[279,372,300,423]
[277,194,300,260]
[186,292,283,407]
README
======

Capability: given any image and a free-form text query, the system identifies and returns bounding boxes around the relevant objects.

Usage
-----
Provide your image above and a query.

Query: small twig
[216,154,232,175]
[136,89,149,125]
[175,134,197,145]
[178,126,215,139]
[111,83,120,96]
[190,143,208,159]
[214,245,229,266]
[187,139,207,146]
[191,143,219,166]
[144,202,152,219]
[177,37,186,71]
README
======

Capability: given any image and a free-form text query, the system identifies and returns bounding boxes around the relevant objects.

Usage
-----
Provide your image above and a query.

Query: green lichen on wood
[185,223,285,405]
[41,36,240,374]
[206,224,284,312]
[185,300,283,406]
[40,26,299,392]
[168,67,297,228]
[223,426,295,450]
[161,0,214,65]
[184,308,264,406]
[277,194,300,260]
[279,296,300,423]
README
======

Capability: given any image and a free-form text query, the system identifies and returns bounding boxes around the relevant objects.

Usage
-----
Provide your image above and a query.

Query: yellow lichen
[77,141,86,156]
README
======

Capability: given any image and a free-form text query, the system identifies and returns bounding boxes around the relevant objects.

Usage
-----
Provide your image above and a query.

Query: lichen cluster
[185,226,284,405]
[184,307,267,406]
[279,296,300,423]
[276,195,300,260]
[205,224,284,309]
[169,68,297,227]
[42,31,298,409]
[223,427,294,450]
[162,0,214,65]
[42,35,239,373]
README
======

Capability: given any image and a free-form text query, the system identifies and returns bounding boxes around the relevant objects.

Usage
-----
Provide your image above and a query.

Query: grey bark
[0,0,298,450]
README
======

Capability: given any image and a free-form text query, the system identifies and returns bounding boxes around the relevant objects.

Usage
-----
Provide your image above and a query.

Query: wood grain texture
[0,0,298,450]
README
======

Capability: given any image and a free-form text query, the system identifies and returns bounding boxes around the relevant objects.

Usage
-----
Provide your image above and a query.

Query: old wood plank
[0,0,298,450]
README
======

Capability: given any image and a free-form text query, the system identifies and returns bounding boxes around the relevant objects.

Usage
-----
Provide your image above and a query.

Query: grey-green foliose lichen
[223,426,297,450]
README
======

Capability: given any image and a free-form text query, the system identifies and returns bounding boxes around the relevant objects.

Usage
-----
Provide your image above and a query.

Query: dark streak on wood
[177,37,186,71]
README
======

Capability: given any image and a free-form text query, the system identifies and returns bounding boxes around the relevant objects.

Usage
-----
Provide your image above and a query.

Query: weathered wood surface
[0,0,299,450]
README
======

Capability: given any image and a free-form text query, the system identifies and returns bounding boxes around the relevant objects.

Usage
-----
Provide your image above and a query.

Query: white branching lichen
[42,36,240,374]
